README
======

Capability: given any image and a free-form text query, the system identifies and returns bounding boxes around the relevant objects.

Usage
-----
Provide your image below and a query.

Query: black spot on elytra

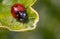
[15,6,18,7]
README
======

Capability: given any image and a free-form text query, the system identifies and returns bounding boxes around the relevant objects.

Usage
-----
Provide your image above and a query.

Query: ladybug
[11,3,28,22]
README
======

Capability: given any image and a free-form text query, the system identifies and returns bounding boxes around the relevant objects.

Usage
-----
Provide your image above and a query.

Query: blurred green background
[0,0,60,39]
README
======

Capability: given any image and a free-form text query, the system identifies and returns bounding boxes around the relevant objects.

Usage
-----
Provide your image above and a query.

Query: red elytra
[11,3,26,19]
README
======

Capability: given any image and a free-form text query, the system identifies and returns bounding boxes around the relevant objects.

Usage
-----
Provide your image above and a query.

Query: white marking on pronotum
[23,13,26,17]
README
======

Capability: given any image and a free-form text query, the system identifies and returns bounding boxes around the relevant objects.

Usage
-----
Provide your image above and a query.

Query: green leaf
[0,0,39,32]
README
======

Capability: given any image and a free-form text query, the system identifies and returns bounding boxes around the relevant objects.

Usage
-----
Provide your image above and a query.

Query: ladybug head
[16,11,27,22]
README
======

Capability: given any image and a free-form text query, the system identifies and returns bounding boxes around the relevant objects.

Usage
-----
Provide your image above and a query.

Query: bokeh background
[0,0,60,39]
